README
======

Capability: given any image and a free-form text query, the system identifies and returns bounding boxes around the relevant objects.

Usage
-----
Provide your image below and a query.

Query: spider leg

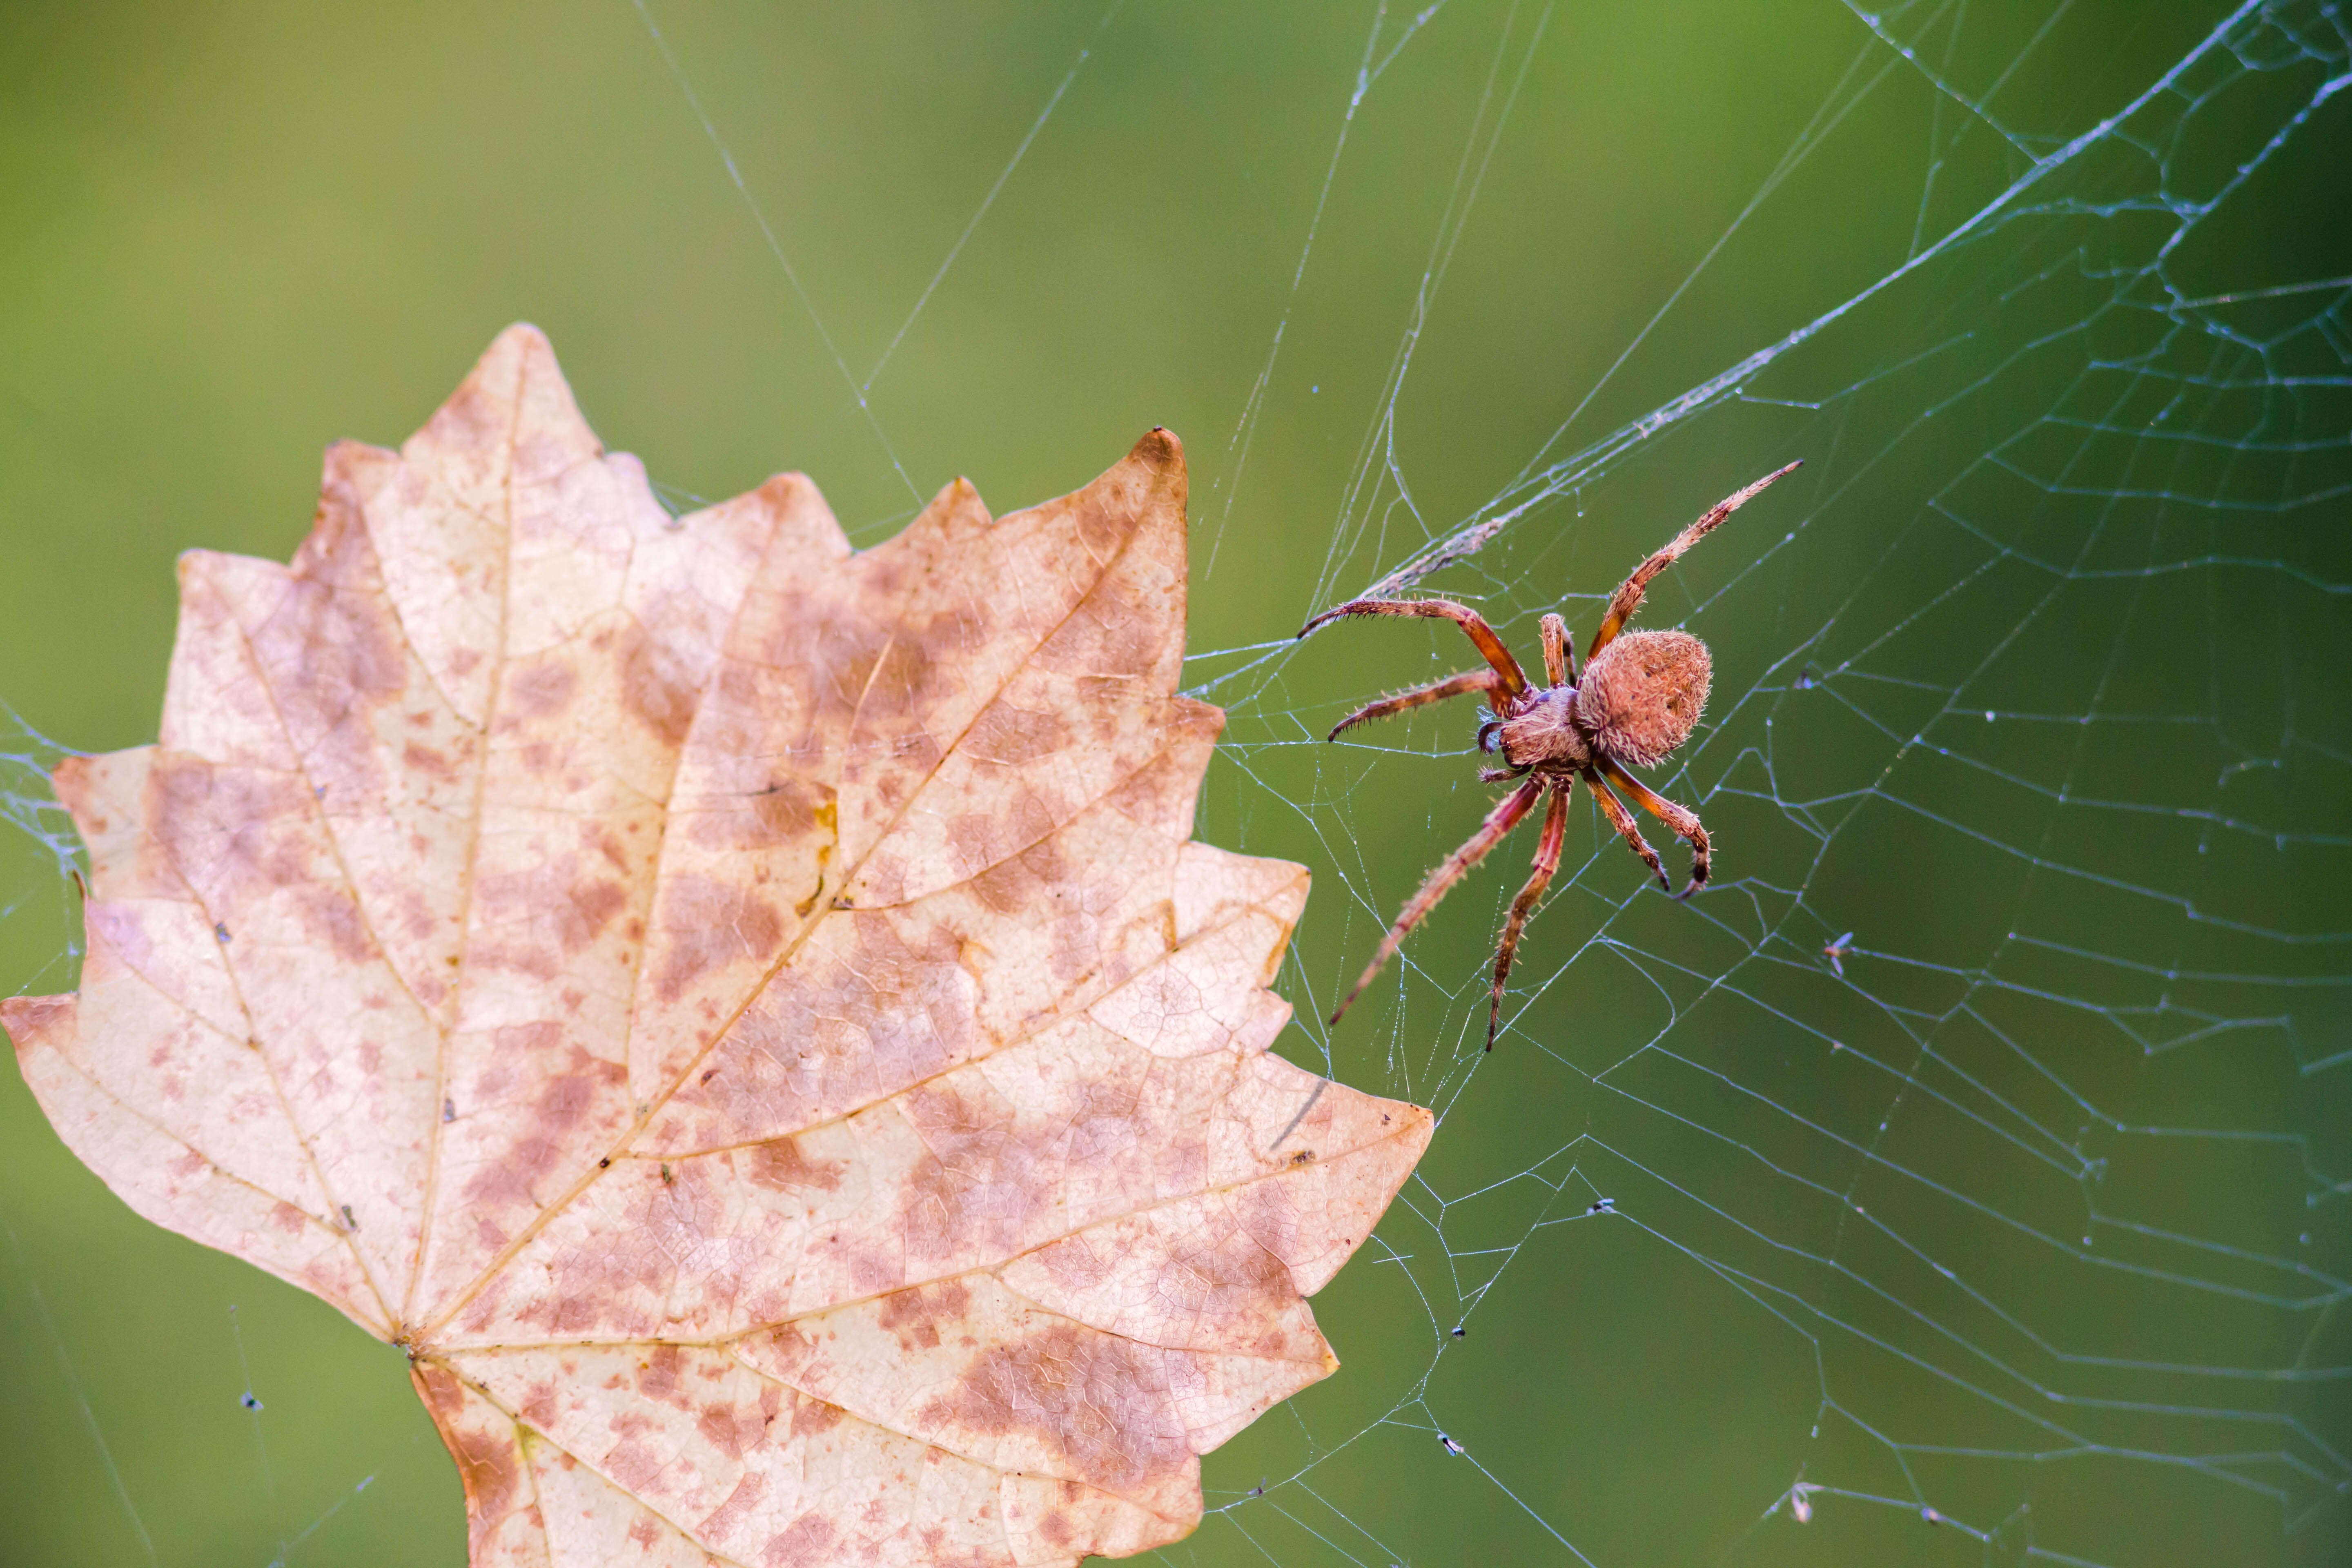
[1600,761,1711,898]
[1540,612,1573,685]
[1327,669,1501,742]
[1487,786,1569,1049]
[1301,598,1531,699]
[1586,460,1802,659]
[1330,778,1545,1026]
[1585,771,1671,893]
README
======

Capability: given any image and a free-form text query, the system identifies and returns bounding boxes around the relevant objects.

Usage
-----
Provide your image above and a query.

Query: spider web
[2,2,2348,1566]
[1176,3,2352,1564]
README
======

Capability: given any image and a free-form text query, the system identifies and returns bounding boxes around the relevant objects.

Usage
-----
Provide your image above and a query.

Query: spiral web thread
[1181,2,2351,1563]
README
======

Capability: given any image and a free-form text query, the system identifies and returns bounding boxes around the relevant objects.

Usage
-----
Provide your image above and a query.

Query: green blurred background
[3,2,2348,1564]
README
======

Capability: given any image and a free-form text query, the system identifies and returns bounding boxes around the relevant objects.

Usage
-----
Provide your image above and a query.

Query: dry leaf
[2,327,1432,1566]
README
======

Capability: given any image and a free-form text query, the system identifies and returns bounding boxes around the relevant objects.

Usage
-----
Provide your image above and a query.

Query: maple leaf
[2,327,1432,1566]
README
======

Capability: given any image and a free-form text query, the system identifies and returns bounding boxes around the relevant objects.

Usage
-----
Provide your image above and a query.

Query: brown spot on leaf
[697,1401,750,1460]
[618,623,697,745]
[922,1322,1187,1491]
[0,993,74,1043]
[966,702,1069,766]
[307,887,376,964]
[506,659,579,722]
[750,780,834,846]
[746,1134,846,1194]
[896,1078,1045,1264]
[412,1363,525,1550]
[459,1031,624,1209]
[652,876,784,1002]
[639,1343,687,1405]
[402,742,456,781]
[149,760,314,895]
[960,824,1071,916]
[762,1515,837,1568]
[876,1280,973,1351]
[788,1394,844,1440]
[564,879,627,953]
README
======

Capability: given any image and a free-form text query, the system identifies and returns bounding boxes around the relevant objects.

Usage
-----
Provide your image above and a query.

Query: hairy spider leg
[1585,772,1671,892]
[1301,597,1531,699]
[1539,612,1574,685]
[1488,786,1570,1048]
[1330,777,1546,1025]
[1587,460,1804,658]
[1600,761,1712,898]
[1327,669,1503,742]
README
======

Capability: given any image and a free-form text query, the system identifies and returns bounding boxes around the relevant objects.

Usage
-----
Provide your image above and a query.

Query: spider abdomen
[1576,628,1711,768]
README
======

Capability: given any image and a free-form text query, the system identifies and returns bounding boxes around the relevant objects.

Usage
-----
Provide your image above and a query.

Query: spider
[1301,461,1801,1045]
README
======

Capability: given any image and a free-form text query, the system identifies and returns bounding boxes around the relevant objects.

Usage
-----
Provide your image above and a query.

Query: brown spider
[1301,461,1801,1045]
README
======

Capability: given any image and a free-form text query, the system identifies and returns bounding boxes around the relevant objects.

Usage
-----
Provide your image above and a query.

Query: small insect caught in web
[1437,1433,1466,1457]
[1302,463,1802,1045]
[1823,932,1856,977]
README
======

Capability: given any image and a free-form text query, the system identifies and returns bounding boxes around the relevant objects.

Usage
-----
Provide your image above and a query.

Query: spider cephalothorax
[1302,461,1800,1045]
